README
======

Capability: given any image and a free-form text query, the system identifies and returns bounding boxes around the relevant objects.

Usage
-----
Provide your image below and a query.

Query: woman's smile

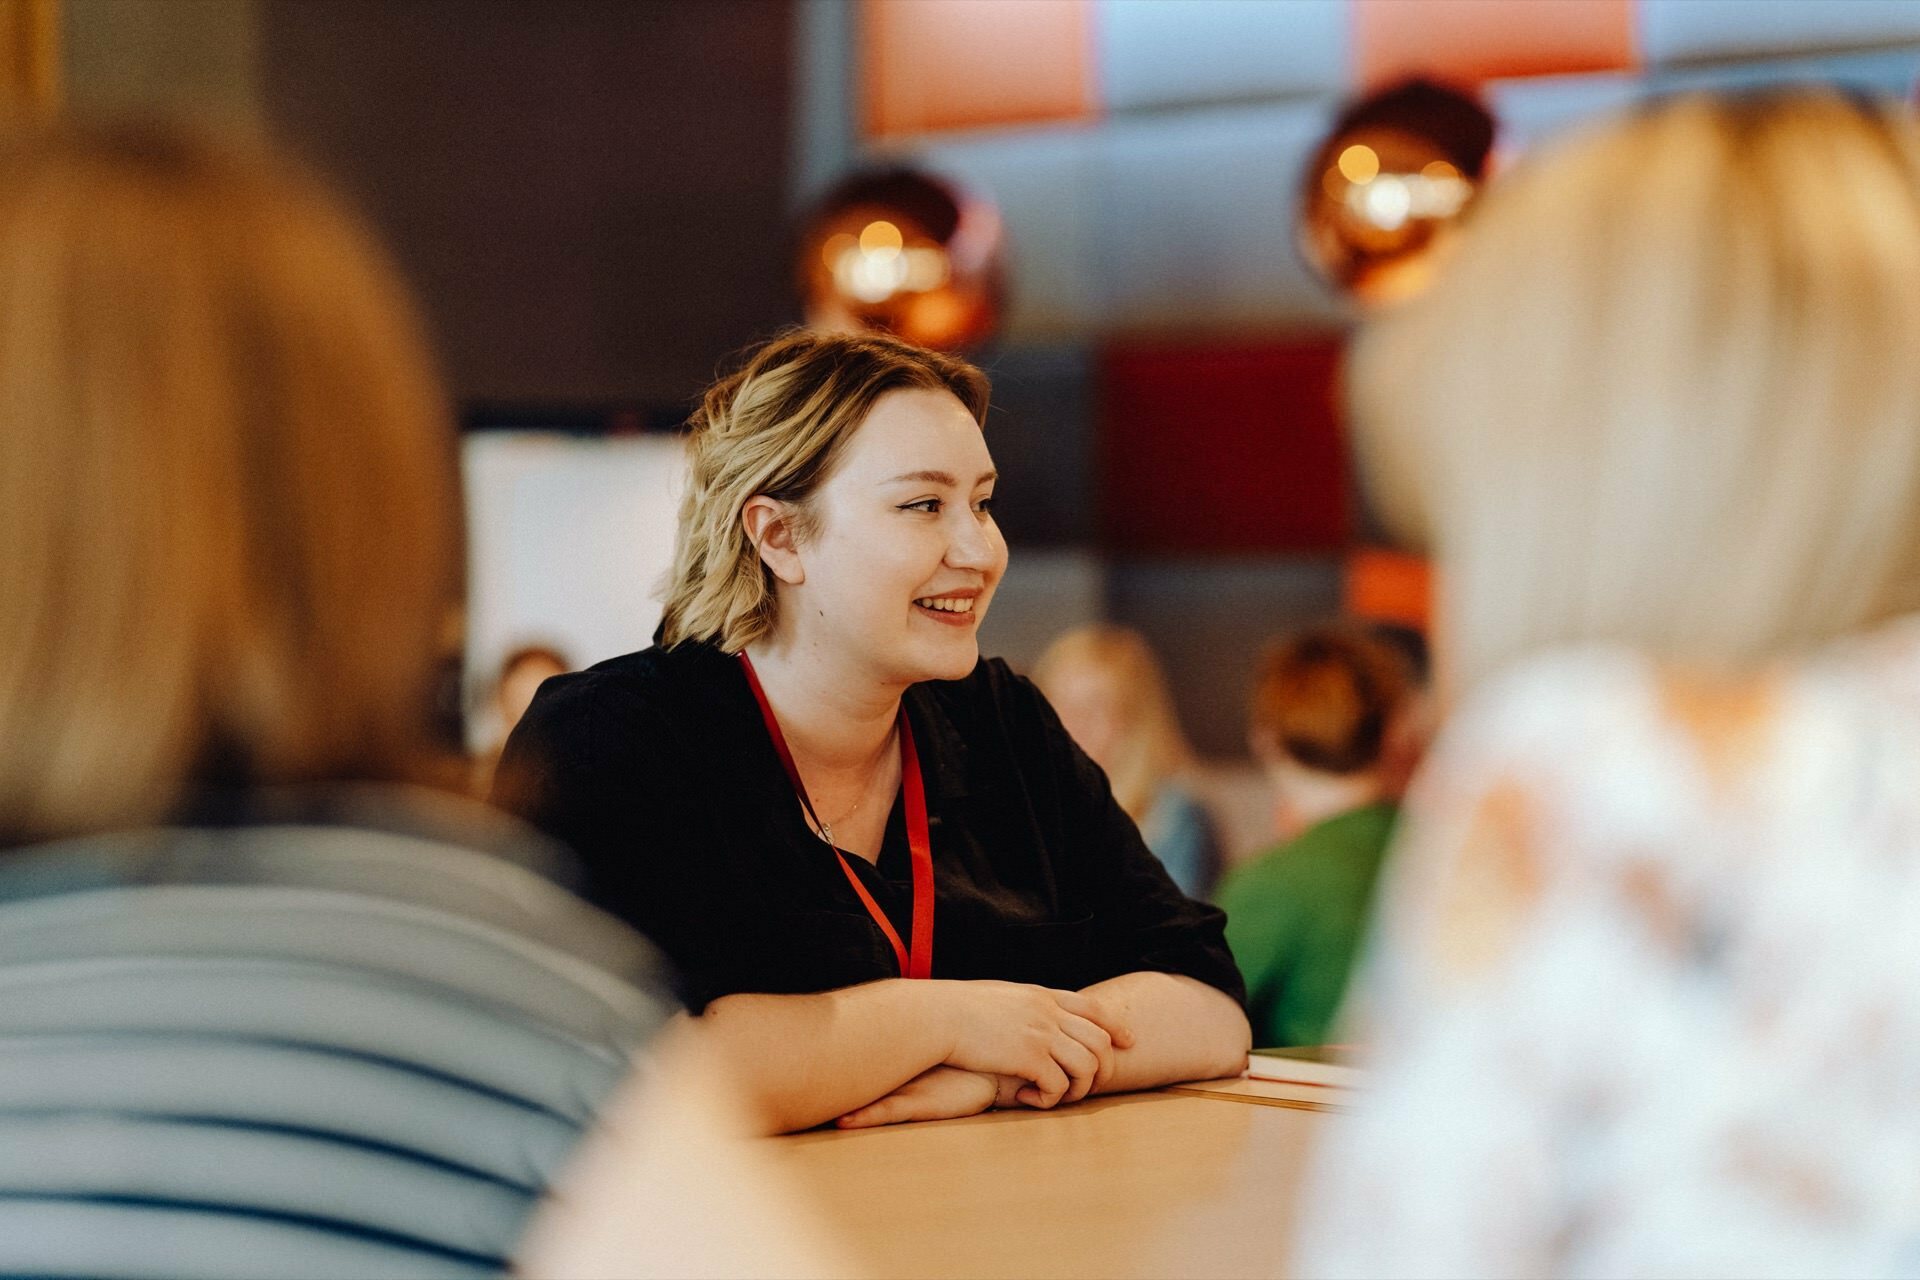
[912,589,981,625]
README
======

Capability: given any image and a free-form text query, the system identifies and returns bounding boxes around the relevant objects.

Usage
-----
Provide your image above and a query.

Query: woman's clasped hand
[836,1066,1014,1129]
[837,979,1137,1127]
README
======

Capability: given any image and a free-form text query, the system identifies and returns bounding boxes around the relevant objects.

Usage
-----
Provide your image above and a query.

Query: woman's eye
[900,498,941,513]
[973,496,995,514]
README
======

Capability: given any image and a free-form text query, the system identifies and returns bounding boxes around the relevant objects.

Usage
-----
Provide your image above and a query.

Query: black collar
[688,640,977,808]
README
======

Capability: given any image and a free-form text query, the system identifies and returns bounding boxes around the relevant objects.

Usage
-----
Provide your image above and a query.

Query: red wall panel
[1097,338,1348,555]
[1353,0,1639,91]
[862,0,1097,138]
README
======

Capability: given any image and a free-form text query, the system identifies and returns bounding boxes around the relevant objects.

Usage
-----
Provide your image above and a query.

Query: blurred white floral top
[1295,619,1920,1280]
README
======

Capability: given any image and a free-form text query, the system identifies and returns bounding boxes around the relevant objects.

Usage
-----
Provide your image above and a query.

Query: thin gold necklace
[810,730,896,848]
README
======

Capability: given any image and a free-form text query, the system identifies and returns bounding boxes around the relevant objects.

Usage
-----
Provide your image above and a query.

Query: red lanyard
[737,652,935,980]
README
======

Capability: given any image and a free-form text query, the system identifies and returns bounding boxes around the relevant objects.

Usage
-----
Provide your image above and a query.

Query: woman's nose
[945,508,999,570]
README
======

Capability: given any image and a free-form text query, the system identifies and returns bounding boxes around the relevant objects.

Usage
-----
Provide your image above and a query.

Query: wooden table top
[762,1079,1333,1279]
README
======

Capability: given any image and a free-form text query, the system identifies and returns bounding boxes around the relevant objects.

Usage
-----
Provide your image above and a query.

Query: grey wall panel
[979,342,1098,547]
[1098,0,1349,113]
[896,98,1350,341]
[1489,70,1643,153]
[889,126,1106,340]
[1641,0,1920,66]
[1477,47,1920,161]
[1648,43,1920,98]
[1108,556,1344,758]
[790,0,860,211]
[1093,101,1348,332]
[977,548,1108,673]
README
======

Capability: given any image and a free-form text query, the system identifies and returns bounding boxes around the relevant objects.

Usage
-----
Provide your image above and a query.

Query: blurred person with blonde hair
[1030,624,1221,898]
[1297,90,1920,1277]
[1218,623,1418,1048]
[500,328,1249,1134]
[0,121,830,1279]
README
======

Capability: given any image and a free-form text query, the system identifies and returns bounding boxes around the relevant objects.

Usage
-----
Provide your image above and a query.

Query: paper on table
[1166,1074,1350,1112]
[1244,1047,1363,1090]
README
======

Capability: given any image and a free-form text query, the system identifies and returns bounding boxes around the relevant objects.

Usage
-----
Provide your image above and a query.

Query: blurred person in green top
[1219,623,1425,1047]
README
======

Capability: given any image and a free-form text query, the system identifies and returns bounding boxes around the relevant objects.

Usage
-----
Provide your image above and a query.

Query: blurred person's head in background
[1032,624,1222,897]
[477,641,573,804]
[0,122,461,846]
[1351,89,1920,696]
[1032,624,1195,825]
[1250,623,1419,841]
[495,643,573,740]
[1355,620,1434,798]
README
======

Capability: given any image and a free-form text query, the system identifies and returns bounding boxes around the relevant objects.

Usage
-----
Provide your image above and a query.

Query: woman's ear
[742,496,805,586]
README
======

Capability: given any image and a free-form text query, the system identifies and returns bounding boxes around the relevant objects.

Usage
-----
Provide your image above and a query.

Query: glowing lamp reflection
[798,167,1003,350]
[1295,80,1495,306]
[828,238,952,305]
[1337,144,1381,184]
[858,219,904,256]
[820,232,857,269]
[1355,175,1410,229]
[1341,169,1471,230]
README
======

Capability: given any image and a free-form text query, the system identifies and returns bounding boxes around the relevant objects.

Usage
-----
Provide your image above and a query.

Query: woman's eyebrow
[885,469,998,486]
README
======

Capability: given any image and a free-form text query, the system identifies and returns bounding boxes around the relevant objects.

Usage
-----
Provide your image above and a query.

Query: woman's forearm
[693,976,1140,1131]
[1082,971,1250,1095]
[693,981,952,1133]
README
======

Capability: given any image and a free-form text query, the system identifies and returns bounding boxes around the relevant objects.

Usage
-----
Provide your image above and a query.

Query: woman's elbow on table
[1086,971,1250,1092]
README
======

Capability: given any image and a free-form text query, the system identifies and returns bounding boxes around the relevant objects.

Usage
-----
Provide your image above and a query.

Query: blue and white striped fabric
[0,790,677,1279]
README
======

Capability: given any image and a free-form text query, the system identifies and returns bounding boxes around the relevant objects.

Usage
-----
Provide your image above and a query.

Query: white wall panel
[463,432,687,747]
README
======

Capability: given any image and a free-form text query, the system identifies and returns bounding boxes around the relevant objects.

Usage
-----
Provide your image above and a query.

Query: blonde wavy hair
[1031,625,1195,822]
[659,329,989,652]
[1351,89,1920,695]
[0,123,460,844]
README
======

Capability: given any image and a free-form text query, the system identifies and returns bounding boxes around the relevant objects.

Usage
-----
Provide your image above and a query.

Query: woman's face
[788,387,1007,687]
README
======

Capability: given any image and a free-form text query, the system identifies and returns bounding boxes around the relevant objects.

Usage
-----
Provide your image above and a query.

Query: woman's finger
[1057,1013,1115,1095]
[1059,1011,1114,1059]
[836,1097,906,1128]
[1053,989,1135,1049]
[1021,1056,1069,1108]
[837,1067,994,1128]
[1051,1031,1100,1104]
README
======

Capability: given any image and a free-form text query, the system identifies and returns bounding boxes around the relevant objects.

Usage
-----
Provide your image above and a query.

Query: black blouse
[497,640,1243,1013]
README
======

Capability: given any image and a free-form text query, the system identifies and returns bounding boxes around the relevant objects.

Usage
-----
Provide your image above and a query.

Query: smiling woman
[497,330,1249,1133]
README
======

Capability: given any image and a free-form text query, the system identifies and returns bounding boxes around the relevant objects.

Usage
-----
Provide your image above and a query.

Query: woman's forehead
[838,387,994,482]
